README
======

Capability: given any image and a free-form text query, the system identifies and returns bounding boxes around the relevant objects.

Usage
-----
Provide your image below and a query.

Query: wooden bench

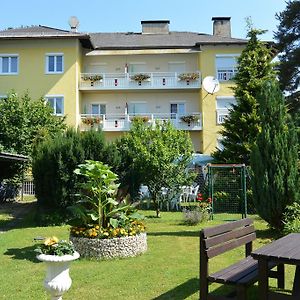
[200,218,284,300]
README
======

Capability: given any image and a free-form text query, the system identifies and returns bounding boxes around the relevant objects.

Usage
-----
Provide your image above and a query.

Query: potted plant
[35,237,79,300]
[180,115,200,125]
[178,72,200,84]
[82,74,103,86]
[68,160,147,259]
[82,117,102,127]
[130,73,151,85]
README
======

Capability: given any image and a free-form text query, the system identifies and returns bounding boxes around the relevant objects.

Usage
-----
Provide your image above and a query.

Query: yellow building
[0,18,247,154]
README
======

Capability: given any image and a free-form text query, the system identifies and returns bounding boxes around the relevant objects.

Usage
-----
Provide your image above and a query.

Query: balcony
[217,69,236,81]
[79,71,201,90]
[80,113,202,132]
[216,109,229,124]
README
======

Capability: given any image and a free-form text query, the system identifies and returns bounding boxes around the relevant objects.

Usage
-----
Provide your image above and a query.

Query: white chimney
[141,20,170,34]
[212,17,231,38]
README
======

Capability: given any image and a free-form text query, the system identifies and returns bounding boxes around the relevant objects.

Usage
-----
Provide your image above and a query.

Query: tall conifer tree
[251,81,298,229]
[213,26,276,164]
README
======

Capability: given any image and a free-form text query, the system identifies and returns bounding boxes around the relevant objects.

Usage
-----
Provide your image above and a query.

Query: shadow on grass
[152,278,199,299]
[256,227,283,241]
[4,245,40,263]
[0,201,37,231]
[148,231,199,237]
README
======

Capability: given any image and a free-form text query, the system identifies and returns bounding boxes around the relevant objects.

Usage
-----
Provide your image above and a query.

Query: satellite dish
[68,16,79,31]
[202,76,220,94]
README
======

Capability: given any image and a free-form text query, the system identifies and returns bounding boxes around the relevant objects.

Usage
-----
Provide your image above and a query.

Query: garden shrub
[283,202,300,234]
[32,129,121,220]
[182,207,208,225]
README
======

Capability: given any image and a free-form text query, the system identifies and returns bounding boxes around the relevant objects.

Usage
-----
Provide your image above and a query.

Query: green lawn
[0,207,296,299]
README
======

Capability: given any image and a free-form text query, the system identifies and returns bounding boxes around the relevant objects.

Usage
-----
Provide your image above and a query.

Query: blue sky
[1,0,287,41]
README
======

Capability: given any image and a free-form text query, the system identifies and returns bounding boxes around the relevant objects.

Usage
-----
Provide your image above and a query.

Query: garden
[0,4,300,299]
[0,205,298,300]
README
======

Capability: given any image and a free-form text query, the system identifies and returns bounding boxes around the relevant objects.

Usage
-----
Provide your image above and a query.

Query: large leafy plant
[69,160,143,232]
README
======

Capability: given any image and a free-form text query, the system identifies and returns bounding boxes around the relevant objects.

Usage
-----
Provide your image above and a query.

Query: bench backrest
[200,218,256,259]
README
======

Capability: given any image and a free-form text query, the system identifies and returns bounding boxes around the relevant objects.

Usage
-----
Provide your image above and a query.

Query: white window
[129,62,146,73]
[215,55,239,81]
[46,96,64,115]
[91,104,106,115]
[216,96,236,124]
[45,53,64,74]
[217,137,225,151]
[128,102,147,114]
[0,55,18,74]
[170,102,186,119]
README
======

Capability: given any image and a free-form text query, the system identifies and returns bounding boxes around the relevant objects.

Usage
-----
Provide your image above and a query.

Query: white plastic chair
[188,185,199,202]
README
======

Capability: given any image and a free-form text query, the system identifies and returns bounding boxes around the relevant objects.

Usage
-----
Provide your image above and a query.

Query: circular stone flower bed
[70,232,147,260]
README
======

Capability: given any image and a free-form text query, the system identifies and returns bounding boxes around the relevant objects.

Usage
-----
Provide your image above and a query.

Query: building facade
[0,18,247,153]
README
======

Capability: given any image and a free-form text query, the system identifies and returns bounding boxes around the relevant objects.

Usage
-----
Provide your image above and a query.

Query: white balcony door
[86,63,107,74]
[129,63,146,73]
[170,103,185,119]
[168,62,186,73]
[128,102,147,115]
[216,96,236,124]
[91,104,106,115]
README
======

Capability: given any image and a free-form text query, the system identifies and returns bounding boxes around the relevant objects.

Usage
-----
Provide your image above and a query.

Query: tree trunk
[153,194,161,218]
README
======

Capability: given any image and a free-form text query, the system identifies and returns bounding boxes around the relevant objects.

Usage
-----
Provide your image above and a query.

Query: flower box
[180,115,200,123]
[130,73,151,82]
[82,74,103,82]
[178,72,200,81]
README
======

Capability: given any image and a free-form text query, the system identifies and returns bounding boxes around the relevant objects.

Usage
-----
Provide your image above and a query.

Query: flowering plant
[130,73,150,82]
[180,115,200,123]
[70,220,146,239]
[178,72,199,81]
[35,237,75,256]
[82,117,102,126]
[82,74,103,82]
[196,193,212,213]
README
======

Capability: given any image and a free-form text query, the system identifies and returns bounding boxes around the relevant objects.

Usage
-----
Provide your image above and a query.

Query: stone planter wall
[70,233,147,260]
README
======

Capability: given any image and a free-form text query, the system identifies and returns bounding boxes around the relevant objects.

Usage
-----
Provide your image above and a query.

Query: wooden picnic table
[252,233,300,300]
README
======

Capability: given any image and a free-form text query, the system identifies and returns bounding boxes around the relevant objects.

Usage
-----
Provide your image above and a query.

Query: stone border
[70,232,147,260]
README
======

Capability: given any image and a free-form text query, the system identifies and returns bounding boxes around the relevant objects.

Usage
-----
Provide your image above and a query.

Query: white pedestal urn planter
[37,252,80,300]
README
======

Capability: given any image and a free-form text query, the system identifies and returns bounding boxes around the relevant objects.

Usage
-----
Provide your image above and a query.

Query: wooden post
[200,231,208,300]
[258,258,269,300]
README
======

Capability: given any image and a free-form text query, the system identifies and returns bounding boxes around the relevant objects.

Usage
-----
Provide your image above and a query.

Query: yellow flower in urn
[44,236,59,246]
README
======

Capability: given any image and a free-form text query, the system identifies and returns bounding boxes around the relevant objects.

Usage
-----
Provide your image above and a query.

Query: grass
[0,206,296,299]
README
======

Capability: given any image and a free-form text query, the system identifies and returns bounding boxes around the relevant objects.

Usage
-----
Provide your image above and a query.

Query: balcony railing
[79,71,201,90]
[217,69,237,81]
[80,113,202,131]
[216,109,230,124]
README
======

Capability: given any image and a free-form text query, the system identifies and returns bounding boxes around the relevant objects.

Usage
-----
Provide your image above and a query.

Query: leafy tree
[275,0,300,119]
[213,26,276,164]
[0,92,65,156]
[0,92,66,180]
[251,81,299,229]
[117,120,194,217]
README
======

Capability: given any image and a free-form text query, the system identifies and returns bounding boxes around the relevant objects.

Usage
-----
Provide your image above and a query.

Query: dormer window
[45,53,64,74]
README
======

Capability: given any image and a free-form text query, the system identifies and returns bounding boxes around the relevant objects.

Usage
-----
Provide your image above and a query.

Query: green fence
[206,164,253,219]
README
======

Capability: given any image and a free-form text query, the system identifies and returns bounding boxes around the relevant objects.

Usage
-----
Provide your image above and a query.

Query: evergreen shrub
[32,129,120,218]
